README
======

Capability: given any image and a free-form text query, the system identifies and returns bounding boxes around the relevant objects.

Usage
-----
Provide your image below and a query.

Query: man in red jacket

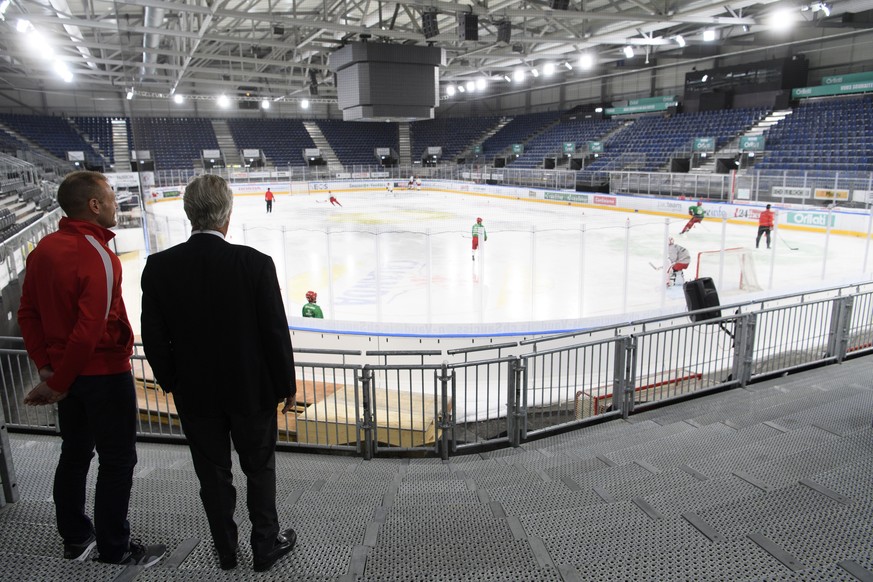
[18,171,165,568]
[756,204,775,249]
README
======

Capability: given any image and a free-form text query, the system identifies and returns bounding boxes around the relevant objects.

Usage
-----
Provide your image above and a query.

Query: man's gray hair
[183,175,234,231]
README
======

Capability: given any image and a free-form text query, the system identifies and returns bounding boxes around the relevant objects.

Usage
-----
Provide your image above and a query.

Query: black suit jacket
[141,233,295,416]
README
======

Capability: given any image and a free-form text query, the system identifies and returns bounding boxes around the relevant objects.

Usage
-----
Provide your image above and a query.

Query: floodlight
[702,74,709,82]
[563,61,572,70]
[261,99,270,109]
[769,8,795,31]
[466,80,475,92]
[531,68,539,78]
[503,75,511,82]
[217,94,230,108]
[53,61,72,83]
[543,62,556,75]
[703,29,716,41]
[513,68,525,82]
[173,94,184,104]
[675,35,686,47]
[476,78,487,90]
[300,98,310,109]
[458,85,465,93]
[446,85,456,96]
[578,54,594,69]
[16,18,31,33]
[623,46,634,58]
[126,89,134,100]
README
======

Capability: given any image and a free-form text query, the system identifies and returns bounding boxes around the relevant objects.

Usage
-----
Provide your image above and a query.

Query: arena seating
[226,118,316,167]
[129,117,219,170]
[509,117,622,168]
[0,128,28,155]
[0,114,108,168]
[409,116,499,163]
[581,107,766,175]
[755,95,873,173]
[479,111,563,163]
[71,117,115,164]
[315,119,399,166]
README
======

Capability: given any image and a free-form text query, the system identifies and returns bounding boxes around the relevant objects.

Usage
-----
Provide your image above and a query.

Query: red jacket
[18,218,133,392]
[758,209,775,228]
[265,190,274,201]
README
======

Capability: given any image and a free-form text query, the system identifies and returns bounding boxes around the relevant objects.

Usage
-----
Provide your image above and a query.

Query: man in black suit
[140,174,297,572]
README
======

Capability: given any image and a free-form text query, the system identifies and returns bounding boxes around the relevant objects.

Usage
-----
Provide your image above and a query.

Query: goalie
[667,237,691,287]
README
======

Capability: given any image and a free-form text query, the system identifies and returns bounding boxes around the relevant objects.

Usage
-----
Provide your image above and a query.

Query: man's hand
[38,366,54,381]
[24,381,66,406]
[281,395,297,414]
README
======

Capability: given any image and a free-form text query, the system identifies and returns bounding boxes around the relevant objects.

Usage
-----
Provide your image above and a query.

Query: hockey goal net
[695,247,762,292]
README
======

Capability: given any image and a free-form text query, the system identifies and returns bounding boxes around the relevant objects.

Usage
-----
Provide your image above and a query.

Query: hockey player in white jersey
[667,237,691,287]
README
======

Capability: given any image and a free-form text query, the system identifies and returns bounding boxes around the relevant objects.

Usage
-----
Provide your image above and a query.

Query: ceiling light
[0,0,11,21]
[476,78,487,91]
[16,18,31,33]
[173,94,184,104]
[531,68,539,78]
[578,54,594,69]
[53,61,73,83]
[675,35,686,47]
[742,24,750,32]
[466,80,475,92]
[701,74,709,82]
[300,98,310,109]
[503,75,511,82]
[623,46,635,58]
[217,94,230,108]
[543,62,555,75]
[126,89,134,100]
[563,61,572,70]
[261,99,270,109]
[769,8,795,31]
[702,29,716,41]
[458,85,465,93]
[513,68,525,82]
[446,85,456,96]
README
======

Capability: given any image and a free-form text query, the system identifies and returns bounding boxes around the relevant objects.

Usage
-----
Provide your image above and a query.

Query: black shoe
[253,528,296,572]
[218,547,238,570]
[101,539,166,568]
[64,532,97,561]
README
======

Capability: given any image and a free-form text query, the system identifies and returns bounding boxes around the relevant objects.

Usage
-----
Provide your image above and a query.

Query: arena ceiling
[0,0,871,107]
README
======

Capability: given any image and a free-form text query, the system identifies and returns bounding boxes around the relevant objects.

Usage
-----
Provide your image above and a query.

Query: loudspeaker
[683,277,722,322]
[497,21,511,43]
[458,13,478,41]
[422,12,439,39]
[549,0,570,9]
[272,25,284,35]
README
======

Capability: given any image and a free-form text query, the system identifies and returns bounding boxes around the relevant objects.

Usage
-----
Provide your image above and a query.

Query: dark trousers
[756,226,771,248]
[266,200,273,213]
[55,372,137,562]
[176,404,279,559]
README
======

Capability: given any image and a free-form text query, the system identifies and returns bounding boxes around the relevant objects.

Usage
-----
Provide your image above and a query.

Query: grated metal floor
[2,354,872,581]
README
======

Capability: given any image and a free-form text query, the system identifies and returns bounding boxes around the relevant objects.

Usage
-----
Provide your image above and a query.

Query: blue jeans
[54,372,137,562]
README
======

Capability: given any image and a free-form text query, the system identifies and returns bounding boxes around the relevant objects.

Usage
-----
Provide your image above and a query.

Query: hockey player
[756,204,775,249]
[387,181,394,194]
[667,237,691,287]
[264,188,274,213]
[415,177,422,191]
[407,175,415,190]
[471,217,487,260]
[328,191,342,207]
[302,291,324,318]
[680,201,705,234]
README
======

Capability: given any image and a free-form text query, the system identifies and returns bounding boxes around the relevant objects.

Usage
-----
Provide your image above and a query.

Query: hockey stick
[779,237,798,251]
[649,261,663,270]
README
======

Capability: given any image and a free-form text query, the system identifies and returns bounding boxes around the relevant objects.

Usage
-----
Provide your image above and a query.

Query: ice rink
[133,188,873,332]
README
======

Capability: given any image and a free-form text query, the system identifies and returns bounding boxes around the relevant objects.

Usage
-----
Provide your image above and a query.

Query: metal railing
[611,169,873,207]
[3,283,870,459]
